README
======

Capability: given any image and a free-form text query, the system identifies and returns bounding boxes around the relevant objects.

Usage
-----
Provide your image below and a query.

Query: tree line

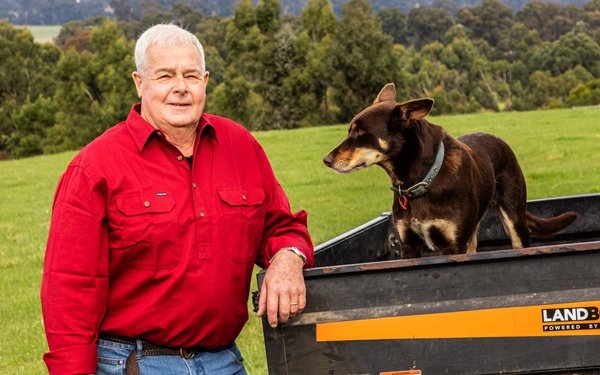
[3,0,590,25]
[1,0,599,159]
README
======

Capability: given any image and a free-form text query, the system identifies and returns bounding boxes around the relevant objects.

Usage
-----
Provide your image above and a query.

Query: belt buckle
[180,347,195,359]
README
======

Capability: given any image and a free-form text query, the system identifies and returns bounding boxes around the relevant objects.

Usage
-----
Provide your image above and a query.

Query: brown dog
[323,83,578,258]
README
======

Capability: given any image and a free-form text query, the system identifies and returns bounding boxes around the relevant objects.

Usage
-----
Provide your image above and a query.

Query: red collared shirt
[41,105,314,375]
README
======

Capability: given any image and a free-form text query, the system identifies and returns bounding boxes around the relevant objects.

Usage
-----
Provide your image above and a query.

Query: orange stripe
[316,301,600,342]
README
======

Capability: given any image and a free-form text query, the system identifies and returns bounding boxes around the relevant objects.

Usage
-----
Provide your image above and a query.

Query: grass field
[19,25,61,43]
[1,107,599,374]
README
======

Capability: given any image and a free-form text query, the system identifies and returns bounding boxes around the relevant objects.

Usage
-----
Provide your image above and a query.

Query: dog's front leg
[395,219,424,258]
[400,230,428,258]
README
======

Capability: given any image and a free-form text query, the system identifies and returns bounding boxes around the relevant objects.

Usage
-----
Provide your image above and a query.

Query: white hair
[134,24,205,73]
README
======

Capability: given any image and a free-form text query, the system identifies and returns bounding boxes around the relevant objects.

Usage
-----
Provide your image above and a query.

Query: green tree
[378,8,407,44]
[538,32,600,77]
[287,0,338,125]
[302,0,336,42]
[567,79,600,106]
[208,76,262,128]
[253,0,307,129]
[438,25,496,109]
[55,17,106,51]
[42,50,92,152]
[522,67,592,109]
[525,70,556,108]
[517,2,584,41]
[210,0,265,126]
[406,7,454,49]
[495,22,543,63]
[46,20,137,153]
[256,23,304,129]
[439,30,482,72]
[255,0,282,36]
[195,16,228,57]
[456,0,514,46]
[218,0,336,129]
[583,0,600,30]
[0,20,60,157]
[225,0,265,82]
[329,0,399,120]
[7,96,57,158]
[404,53,480,115]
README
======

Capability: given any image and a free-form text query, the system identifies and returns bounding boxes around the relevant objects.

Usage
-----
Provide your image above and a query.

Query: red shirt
[41,105,314,375]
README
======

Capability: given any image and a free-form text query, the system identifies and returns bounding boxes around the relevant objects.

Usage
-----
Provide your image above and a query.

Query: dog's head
[323,83,434,173]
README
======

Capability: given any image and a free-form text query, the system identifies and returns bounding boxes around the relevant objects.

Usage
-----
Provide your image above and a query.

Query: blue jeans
[97,338,247,375]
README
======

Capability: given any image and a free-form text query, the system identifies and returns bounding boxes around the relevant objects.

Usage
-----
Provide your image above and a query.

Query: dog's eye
[356,128,366,136]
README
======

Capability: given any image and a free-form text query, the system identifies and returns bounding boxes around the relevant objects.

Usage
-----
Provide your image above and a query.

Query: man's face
[132,44,210,130]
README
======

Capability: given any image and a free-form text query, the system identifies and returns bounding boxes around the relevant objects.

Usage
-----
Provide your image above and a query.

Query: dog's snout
[323,153,334,167]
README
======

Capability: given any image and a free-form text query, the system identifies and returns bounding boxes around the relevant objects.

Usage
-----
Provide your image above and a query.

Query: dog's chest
[395,217,458,251]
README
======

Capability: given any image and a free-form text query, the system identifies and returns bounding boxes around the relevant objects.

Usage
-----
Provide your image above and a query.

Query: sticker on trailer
[316,301,600,342]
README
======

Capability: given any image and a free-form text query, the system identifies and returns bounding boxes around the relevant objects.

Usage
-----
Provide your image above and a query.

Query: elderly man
[41,24,313,375]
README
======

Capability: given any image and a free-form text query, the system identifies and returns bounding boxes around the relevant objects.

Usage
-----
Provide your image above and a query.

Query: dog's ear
[374,83,396,103]
[389,98,435,130]
[401,98,434,120]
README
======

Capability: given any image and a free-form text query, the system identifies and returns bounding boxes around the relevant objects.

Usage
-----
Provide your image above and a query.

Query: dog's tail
[526,211,579,238]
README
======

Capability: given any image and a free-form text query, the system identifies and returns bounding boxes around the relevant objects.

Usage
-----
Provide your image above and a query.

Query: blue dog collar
[390,141,445,199]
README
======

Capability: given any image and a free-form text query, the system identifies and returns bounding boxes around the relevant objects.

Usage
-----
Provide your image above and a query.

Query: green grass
[19,25,61,43]
[1,107,599,374]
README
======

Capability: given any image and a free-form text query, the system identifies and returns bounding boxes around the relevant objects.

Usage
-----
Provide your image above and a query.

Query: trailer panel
[258,194,600,374]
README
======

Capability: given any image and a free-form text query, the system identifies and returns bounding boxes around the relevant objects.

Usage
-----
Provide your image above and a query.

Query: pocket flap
[116,194,175,216]
[218,188,265,206]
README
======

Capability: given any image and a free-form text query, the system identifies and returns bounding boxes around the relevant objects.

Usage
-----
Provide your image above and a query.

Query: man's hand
[257,250,306,328]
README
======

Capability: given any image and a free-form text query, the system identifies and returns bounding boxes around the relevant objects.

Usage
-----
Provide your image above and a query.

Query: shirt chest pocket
[218,188,265,214]
[109,194,180,270]
[217,188,266,262]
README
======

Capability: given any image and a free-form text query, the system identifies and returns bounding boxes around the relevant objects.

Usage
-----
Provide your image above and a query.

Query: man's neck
[158,124,197,157]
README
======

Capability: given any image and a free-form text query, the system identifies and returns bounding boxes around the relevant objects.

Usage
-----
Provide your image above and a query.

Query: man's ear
[374,83,396,103]
[132,71,143,98]
[388,98,435,131]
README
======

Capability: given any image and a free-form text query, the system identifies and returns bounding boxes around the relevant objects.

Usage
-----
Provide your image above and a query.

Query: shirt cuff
[43,344,97,375]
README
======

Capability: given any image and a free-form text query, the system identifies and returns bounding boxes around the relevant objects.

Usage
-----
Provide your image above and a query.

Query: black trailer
[256,193,600,375]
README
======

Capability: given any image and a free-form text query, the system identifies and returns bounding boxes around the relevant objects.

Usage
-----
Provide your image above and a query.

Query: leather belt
[100,335,203,375]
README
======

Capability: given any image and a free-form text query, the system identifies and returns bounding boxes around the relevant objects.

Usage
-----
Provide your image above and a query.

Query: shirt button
[192,182,197,189]
[177,155,183,161]
[242,194,247,200]
[199,211,205,217]
[144,201,151,207]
